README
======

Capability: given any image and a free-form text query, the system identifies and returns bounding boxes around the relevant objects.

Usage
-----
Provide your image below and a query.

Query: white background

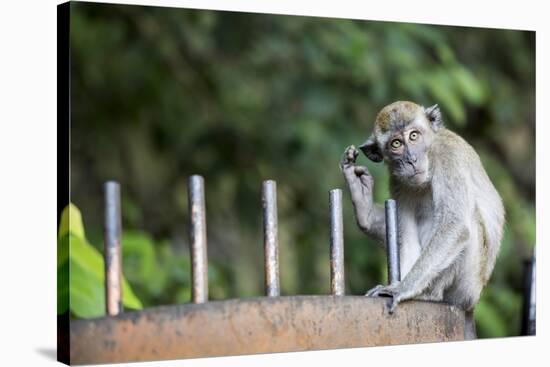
[0,0,546,366]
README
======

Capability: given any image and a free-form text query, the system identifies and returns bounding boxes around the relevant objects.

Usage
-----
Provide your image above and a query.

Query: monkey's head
[359,101,443,186]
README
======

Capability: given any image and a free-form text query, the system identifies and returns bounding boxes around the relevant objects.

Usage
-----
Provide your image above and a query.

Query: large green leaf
[58,202,85,240]
[57,203,143,318]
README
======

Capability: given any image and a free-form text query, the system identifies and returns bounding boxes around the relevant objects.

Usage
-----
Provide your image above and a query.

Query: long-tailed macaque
[341,101,504,338]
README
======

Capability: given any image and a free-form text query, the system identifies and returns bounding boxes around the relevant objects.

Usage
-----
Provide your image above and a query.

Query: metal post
[329,189,345,296]
[385,199,400,285]
[521,248,536,335]
[188,175,209,303]
[262,180,280,297]
[104,181,123,316]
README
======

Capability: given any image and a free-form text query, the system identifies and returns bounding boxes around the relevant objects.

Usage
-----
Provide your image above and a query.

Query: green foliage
[57,204,142,318]
[120,230,230,307]
[58,203,231,317]
[69,3,535,337]
[476,286,522,338]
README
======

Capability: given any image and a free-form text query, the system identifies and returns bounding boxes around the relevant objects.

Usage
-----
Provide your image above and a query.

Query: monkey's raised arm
[340,145,386,244]
[352,191,385,243]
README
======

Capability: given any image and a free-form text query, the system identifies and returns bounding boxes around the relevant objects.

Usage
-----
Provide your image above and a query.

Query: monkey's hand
[340,145,374,202]
[365,283,414,314]
[340,145,386,241]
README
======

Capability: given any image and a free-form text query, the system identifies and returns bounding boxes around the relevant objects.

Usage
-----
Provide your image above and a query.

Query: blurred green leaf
[57,204,143,318]
[451,66,486,105]
[475,298,507,337]
[58,202,85,240]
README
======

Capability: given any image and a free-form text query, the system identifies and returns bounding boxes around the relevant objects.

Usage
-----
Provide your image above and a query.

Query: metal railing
[103,176,398,309]
[68,175,467,364]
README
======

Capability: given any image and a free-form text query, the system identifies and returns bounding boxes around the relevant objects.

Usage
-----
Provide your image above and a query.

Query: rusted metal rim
[70,296,465,365]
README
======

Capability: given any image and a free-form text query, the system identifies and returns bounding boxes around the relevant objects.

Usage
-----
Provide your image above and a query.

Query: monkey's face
[359,101,442,187]
[384,124,432,186]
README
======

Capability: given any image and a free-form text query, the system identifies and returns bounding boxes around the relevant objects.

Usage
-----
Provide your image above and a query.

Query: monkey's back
[434,129,505,287]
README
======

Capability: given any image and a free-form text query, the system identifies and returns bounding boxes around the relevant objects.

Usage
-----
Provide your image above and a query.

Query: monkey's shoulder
[432,129,480,166]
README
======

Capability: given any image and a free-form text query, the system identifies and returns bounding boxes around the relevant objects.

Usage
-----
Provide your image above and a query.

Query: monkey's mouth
[409,171,425,178]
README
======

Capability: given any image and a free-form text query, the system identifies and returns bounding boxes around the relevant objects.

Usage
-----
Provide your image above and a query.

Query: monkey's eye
[409,131,420,141]
[390,139,402,149]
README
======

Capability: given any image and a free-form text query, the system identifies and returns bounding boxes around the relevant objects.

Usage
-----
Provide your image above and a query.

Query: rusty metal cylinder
[188,175,209,303]
[329,189,345,296]
[262,180,280,297]
[385,199,400,285]
[104,181,123,316]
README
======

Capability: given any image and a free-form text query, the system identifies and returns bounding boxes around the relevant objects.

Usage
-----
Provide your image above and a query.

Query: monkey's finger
[340,151,354,170]
[354,166,366,175]
[342,164,361,183]
[339,161,348,172]
[343,145,358,164]
[340,158,353,172]
[388,298,399,314]
[350,147,359,160]
[365,284,385,297]
[365,290,378,297]
[354,165,371,176]
[353,166,373,188]
[359,174,374,188]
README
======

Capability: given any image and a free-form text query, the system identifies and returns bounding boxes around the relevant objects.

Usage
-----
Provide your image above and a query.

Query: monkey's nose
[408,154,418,164]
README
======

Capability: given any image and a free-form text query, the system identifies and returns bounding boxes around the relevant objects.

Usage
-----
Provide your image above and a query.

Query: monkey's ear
[424,104,444,131]
[358,135,383,162]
